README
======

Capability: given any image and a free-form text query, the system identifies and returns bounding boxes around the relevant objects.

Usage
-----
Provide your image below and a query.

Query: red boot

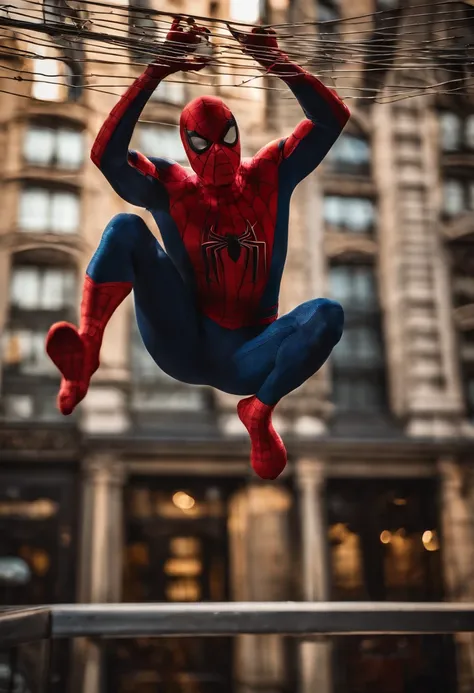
[237,395,287,480]
[46,276,132,415]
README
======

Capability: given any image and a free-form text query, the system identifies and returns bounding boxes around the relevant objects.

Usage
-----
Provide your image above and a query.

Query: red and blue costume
[46,21,350,480]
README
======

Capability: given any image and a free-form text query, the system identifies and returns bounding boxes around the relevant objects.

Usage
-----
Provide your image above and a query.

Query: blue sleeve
[278,71,351,188]
[91,66,177,209]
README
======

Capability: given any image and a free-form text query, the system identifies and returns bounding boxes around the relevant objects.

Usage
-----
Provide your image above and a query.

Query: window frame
[324,195,377,235]
[23,122,84,170]
[442,177,474,218]
[18,185,81,235]
[136,122,186,163]
[324,131,371,176]
[329,262,387,415]
[439,110,474,153]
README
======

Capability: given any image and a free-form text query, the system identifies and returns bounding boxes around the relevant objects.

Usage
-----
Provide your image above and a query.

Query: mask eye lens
[222,124,238,146]
[188,132,210,152]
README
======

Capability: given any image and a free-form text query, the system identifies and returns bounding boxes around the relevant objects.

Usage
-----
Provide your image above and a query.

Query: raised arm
[229,27,350,188]
[91,18,210,208]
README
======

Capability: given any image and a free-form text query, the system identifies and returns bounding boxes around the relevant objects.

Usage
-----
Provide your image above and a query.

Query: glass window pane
[41,269,64,309]
[333,375,383,412]
[62,270,76,306]
[332,340,351,366]
[469,181,474,211]
[330,265,377,308]
[355,380,381,411]
[30,332,53,374]
[56,129,83,169]
[23,126,55,165]
[10,267,40,309]
[349,198,375,231]
[327,134,370,167]
[324,196,375,232]
[41,268,76,308]
[50,191,80,233]
[440,112,462,152]
[332,377,351,410]
[466,115,474,150]
[353,267,377,305]
[2,330,54,375]
[150,80,185,104]
[443,180,465,216]
[32,58,62,102]
[3,395,34,420]
[329,266,352,303]
[19,188,49,231]
[317,1,338,23]
[138,124,186,162]
[131,322,172,382]
[357,326,382,361]
[324,196,344,226]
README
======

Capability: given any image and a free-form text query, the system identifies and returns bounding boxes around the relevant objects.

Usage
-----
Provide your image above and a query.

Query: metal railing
[50,601,474,637]
[1,602,474,690]
[1,601,474,641]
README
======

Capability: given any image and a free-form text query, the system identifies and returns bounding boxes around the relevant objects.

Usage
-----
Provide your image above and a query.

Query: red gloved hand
[227,25,286,70]
[153,16,212,73]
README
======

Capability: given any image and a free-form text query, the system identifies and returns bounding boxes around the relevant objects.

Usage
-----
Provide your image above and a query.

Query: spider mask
[180,95,241,187]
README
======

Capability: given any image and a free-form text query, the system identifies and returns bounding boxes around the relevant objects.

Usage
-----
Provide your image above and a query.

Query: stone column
[439,457,474,693]
[295,458,332,693]
[373,83,464,436]
[72,452,126,693]
[229,484,293,693]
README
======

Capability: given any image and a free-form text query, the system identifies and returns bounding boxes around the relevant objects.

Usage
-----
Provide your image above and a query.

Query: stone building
[0,0,473,692]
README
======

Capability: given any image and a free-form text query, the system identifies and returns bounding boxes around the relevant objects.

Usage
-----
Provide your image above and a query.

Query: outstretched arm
[230,27,350,188]
[91,18,210,208]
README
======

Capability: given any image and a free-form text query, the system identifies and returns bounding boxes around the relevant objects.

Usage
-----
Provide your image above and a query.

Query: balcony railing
[1,602,474,691]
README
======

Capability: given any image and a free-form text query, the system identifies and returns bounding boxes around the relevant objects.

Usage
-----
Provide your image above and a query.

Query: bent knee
[102,213,151,248]
[319,298,344,338]
[305,298,344,343]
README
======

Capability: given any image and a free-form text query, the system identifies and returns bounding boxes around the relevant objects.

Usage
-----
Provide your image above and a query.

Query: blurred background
[0,0,473,691]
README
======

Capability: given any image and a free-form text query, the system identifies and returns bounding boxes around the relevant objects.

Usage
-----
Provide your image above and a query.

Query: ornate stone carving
[0,425,79,453]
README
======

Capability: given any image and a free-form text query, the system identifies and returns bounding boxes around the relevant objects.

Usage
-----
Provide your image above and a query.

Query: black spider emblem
[202,221,267,285]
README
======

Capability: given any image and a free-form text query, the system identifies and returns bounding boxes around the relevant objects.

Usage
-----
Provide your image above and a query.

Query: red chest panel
[166,163,279,329]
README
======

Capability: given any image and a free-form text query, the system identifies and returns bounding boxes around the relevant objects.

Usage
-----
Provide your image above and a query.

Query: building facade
[0,1,473,692]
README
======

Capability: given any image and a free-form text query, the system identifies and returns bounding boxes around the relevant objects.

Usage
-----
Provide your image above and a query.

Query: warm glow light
[393,498,407,506]
[164,558,202,577]
[422,529,439,552]
[380,530,392,544]
[172,491,195,510]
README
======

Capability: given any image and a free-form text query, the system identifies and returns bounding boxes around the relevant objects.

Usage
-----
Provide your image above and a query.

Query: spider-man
[46,18,350,480]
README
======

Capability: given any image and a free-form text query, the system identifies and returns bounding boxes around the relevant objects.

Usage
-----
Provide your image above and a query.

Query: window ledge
[329,412,400,439]
[3,230,83,253]
[325,231,378,259]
